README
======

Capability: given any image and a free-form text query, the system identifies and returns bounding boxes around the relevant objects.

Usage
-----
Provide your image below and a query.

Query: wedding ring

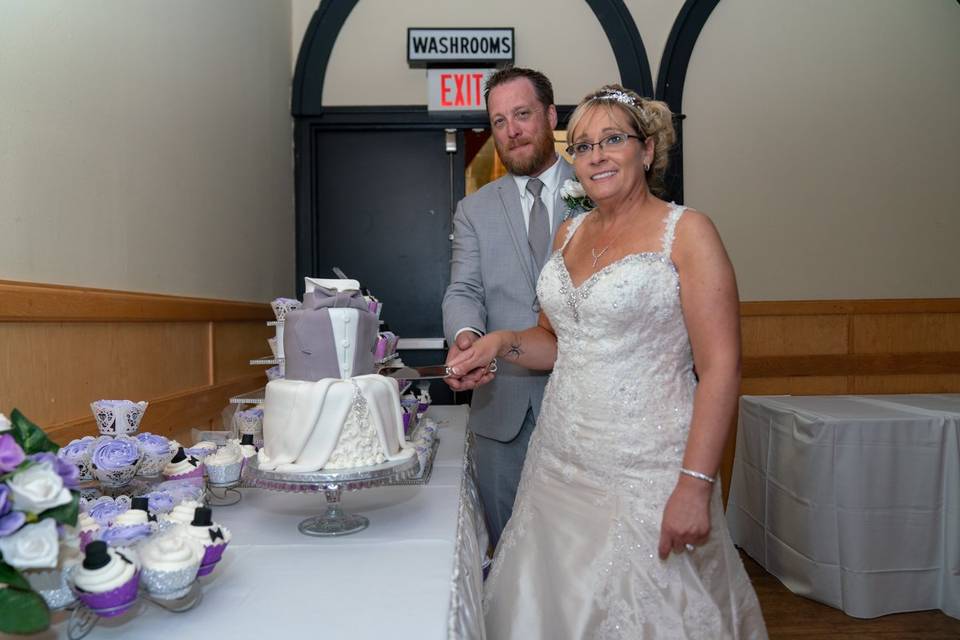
[444,366,454,376]
[488,359,498,373]
[684,543,695,552]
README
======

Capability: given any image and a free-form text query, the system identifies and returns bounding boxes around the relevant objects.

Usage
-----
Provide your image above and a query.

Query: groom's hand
[445,332,491,390]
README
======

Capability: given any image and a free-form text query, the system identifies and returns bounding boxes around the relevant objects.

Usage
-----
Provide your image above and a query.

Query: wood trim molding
[46,374,265,445]
[0,279,272,322]
[741,298,960,316]
[743,352,960,378]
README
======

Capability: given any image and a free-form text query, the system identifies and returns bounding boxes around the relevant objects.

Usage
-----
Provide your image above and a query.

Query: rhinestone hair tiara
[593,89,639,108]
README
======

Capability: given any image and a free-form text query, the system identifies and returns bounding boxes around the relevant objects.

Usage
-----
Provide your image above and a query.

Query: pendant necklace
[591,245,612,268]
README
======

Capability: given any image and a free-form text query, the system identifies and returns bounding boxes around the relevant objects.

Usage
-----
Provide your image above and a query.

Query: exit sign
[427,69,495,112]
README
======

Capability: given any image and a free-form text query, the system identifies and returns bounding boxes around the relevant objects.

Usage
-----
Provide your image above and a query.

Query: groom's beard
[495,127,556,177]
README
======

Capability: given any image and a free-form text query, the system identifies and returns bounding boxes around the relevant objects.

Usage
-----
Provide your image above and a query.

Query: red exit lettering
[440,72,487,108]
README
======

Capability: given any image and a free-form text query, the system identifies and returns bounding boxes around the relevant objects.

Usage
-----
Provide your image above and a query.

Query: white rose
[0,413,10,433]
[560,179,585,199]
[8,462,72,514]
[0,518,60,569]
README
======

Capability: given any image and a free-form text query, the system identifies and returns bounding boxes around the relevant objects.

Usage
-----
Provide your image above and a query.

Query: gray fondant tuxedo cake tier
[283,284,379,381]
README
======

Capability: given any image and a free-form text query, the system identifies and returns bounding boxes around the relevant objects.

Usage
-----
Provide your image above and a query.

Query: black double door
[297,127,466,403]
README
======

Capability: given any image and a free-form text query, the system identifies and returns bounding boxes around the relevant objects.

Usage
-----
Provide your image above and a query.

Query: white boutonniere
[559,179,594,219]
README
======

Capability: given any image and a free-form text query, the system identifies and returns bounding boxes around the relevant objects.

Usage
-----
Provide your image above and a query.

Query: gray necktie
[526,178,551,268]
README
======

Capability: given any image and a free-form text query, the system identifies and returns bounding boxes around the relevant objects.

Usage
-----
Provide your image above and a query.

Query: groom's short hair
[484,67,555,110]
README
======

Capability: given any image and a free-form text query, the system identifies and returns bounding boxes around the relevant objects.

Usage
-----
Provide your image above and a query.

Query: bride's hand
[445,333,502,390]
[657,476,712,559]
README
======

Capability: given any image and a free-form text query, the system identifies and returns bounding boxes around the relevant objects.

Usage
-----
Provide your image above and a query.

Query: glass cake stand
[246,453,423,537]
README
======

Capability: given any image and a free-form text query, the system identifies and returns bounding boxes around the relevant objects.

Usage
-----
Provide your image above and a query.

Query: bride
[446,84,768,639]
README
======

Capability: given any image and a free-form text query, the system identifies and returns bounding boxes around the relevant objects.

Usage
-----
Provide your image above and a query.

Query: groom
[443,67,574,549]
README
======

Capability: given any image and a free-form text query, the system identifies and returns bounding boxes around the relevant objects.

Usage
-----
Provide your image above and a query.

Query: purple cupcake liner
[76,571,140,618]
[196,543,227,577]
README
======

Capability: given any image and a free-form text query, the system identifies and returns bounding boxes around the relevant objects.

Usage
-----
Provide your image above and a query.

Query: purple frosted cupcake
[72,541,140,617]
[90,435,141,487]
[86,498,128,527]
[162,448,203,481]
[58,436,96,481]
[100,523,152,548]
[143,490,176,516]
[178,507,231,577]
[135,433,174,477]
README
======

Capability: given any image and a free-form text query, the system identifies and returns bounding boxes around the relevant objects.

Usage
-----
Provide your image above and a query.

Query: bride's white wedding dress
[483,204,767,639]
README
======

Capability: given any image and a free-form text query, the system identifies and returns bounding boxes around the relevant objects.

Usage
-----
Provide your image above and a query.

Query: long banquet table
[45,405,486,640]
[726,394,960,619]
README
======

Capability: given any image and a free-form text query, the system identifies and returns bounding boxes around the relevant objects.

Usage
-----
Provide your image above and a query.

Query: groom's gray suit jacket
[443,160,576,442]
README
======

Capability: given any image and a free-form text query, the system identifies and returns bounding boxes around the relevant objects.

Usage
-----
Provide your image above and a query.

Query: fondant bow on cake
[303,285,369,311]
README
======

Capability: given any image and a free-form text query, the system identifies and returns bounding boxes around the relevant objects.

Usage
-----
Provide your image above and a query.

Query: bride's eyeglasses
[565,132,643,158]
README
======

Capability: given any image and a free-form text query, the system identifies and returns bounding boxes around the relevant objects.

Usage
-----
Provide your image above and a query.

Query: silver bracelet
[680,468,716,484]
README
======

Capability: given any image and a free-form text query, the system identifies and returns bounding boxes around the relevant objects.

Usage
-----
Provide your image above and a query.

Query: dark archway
[655,0,721,204]
[292,0,655,119]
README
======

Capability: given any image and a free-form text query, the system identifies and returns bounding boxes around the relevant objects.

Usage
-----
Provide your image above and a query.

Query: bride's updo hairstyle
[566,84,676,196]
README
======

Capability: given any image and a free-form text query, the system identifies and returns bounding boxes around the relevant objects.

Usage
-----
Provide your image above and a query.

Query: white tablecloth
[726,394,960,619]
[45,405,487,639]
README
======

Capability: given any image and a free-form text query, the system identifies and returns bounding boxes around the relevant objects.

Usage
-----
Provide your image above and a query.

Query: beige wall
[2,1,955,303]
[0,0,296,302]
[683,0,960,300]
[295,0,959,301]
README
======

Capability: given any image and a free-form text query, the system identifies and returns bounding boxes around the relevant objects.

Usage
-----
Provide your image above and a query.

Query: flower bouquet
[0,410,81,635]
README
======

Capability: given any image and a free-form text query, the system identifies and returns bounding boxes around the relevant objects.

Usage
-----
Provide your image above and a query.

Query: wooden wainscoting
[0,279,273,445]
[719,298,960,502]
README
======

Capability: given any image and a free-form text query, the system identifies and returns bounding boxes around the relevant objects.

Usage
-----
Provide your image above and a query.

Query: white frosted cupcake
[72,541,140,617]
[139,532,203,599]
[162,448,203,481]
[205,442,243,485]
[162,499,204,526]
[178,507,231,577]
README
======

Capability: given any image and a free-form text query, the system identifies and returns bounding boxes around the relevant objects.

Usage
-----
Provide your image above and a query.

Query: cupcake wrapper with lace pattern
[90,400,148,436]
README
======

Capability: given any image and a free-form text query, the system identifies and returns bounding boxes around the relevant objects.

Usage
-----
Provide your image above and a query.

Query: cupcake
[72,541,140,617]
[86,497,128,527]
[184,441,217,463]
[139,532,203,599]
[162,499,205,526]
[90,400,148,437]
[89,435,142,487]
[58,436,96,482]
[76,511,101,550]
[205,442,243,485]
[135,433,175,477]
[162,447,203,481]
[237,433,258,469]
[178,507,231,577]
[100,523,152,548]
[143,490,176,516]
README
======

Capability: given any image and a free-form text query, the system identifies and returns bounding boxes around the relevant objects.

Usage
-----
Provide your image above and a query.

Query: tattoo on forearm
[506,341,523,360]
